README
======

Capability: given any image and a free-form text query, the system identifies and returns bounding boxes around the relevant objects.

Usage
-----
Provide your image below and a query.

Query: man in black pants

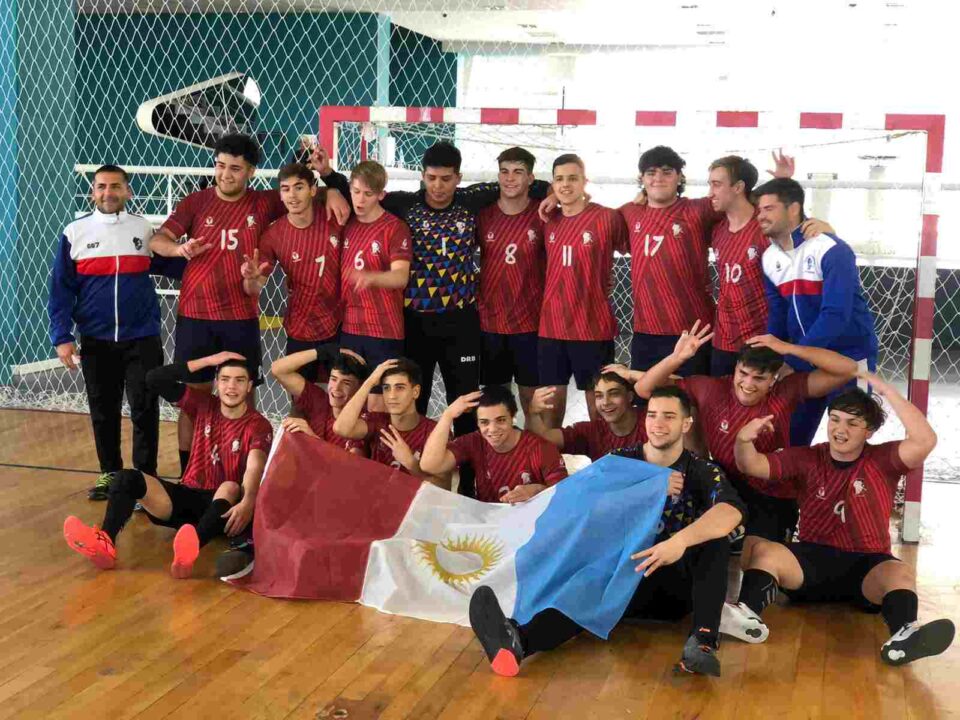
[468,386,746,677]
[48,165,165,500]
[63,351,273,579]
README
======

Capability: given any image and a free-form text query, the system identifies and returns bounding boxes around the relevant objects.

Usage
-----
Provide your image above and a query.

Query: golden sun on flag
[414,535,505,593]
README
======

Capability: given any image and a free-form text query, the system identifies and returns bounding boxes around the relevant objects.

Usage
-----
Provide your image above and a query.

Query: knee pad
[109,469,147,499]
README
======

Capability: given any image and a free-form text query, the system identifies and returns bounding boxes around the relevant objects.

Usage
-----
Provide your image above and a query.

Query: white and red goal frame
[319,105,945,543]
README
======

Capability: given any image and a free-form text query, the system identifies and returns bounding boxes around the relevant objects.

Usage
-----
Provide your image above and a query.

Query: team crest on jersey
[747,246,758,261]
[421,221,430,231]
[853,478,866,497]
[527,228,538,243]
[775,261,782,271]
[211,445,220,465]
[231,438,240,453]
[816,486,827,500]
[456,221,467,234]
[805,255,816,271]
[672,223,683,236]
[246,215,256,228]
[582,231,594,246]
[132,237,143,251]
[204,216,215,227]
[486,231,495,243]
[719,420,729,434]
[329,235,338,248]
[371,241,381,255]
[635,222,642,232]
[291,251,302,262]
[521,471,532,485]
[204,424,211,437]
[343,238,350,249]
[401,238,409,250]
[548,232,556,243]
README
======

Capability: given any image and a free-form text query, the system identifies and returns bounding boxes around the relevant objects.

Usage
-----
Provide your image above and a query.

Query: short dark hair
[382,357,422,388]
[752,177,805,219]
[478,384,518,416]
[552,153,584,173]
[828,388,887,431]
[277,162,316,186]
[638,145,686,195]
[216,358,251,379]
[93,164,129,184]
[649,385,693,416]
[213,133,262,167]
[331,354,369,383]
[709,155,759,195]
[736,345,784,376]
[588,371,634,394]
[422,141,462,173]
[497,147,536,173]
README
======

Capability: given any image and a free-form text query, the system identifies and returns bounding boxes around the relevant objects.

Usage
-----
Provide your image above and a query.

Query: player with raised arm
[537,154,628,427]
[63,351,272,579]
[476,147,545,420]
[240,163,343,383]
[722,375,955,665]
[630,323,858,563]
[419,386,568,504]
[468,386,746,677]
[755,177,878,445]
[526,372,646,461]
[332,358,447,485]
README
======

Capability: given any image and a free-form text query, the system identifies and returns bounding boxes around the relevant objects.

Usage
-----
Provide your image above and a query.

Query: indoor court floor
[1,409,957,719]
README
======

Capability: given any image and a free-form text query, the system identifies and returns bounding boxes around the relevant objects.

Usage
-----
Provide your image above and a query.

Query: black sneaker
[469,586,524,677]
[881,619,955,666]
[216,542,254,580]
[87,472,114,501]
[676,634,721,677]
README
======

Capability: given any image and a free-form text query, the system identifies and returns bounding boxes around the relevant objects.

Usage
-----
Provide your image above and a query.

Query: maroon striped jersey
[712,215,771,352]
[765,441,909,553]
[477,201,545,334]
[620,197,720,335]
[260,214,343,342]
[341,212,412,340]
[177,388,273,491]
[561,414,648,461]
[294,382,362,453]
[448,430,568,503]
[363,412,439,475]
[678,372,809,498]
[162,188,286,321]
[539,203,628,341]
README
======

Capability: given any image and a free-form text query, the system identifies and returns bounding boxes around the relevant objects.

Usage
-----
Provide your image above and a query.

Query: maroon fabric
[230,432,421,600]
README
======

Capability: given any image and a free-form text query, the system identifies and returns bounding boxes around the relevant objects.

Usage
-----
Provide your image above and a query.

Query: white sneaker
[720,601,769,644]
[881,619,955,666]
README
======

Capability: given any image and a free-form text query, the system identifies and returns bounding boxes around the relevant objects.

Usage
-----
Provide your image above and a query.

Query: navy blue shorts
[710,348,740,377]
[481,332,539,387]
[340,333,404,394]
[731,475,799,543]
[174,316,263,385]
[538,338,614,390]
[783,541,898,611]
[286,334,337,384]
[630,332,711,377]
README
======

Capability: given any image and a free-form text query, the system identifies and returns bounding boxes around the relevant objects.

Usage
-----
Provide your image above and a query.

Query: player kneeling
[467,387,746,677]
[63,352,272,578]
[723,374,955,665]
[419,385,568,503]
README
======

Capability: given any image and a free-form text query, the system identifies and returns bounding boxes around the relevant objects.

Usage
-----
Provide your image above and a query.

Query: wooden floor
[1,409,958,720]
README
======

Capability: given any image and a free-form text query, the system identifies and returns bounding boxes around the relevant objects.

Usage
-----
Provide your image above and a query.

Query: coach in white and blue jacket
[48,165,165,500]
[754,177,878,446]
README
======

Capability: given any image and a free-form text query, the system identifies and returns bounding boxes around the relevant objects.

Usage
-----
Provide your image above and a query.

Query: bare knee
[863,560,915,604]
[214,481,241,504]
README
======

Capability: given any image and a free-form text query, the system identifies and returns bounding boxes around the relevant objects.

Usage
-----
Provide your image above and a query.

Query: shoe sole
[469,587,519,677]
[676,651,721,677]
[882,619,956,666]
[720,604,769,644]
[171,524,200,579]
[63,516,115,570]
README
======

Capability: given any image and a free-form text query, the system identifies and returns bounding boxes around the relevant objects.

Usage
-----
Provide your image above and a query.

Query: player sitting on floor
[526,371,646,461]
[332,358,447,485]
[723,376,955,665]
[467,386,745,677]
[63,352,273,578]
[419,385,569,503]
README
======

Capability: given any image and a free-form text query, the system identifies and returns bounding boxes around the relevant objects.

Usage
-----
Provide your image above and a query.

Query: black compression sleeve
[456,181,502,213]
[381,189,419,220]
[321,170,351,199]
[314,341,340,370]
[146,363,189,403]
[529,179,551,201]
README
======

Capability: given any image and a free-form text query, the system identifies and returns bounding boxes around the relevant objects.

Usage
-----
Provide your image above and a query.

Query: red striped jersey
[161,188,286,321]
[712,215,771,352]
[539,203,628,341]
[678,372,809,498]
[765,441,909,553]
[260,214,343,342]
[620,197,720,335]
[363,413,439,475]
[560,414,648,461]
[177,388,273,491]
[477,201,545,334]
[448,430,568,503]
[294,382,361,453]
[341,212,412,340]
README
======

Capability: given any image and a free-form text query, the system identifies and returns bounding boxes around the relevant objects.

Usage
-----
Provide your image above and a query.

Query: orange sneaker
[171,524,200,579]
[63,515,116,570]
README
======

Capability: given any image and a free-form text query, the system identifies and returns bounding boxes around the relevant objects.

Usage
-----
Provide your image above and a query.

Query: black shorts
[630,332,711,377]
[142,478,215,529]
[783,541,899,611]
[340,333,403,394]
[174,316,263,385]
[710,348,740,377]
[481,331,539,387]
[733,477,799,543]
[538,338,614,390]
[286,334,338,384]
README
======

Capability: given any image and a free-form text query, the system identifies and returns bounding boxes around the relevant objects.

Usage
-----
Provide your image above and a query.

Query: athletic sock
[102,469,147,542]
[881,589,919,635]
[738,569,779,616]
[195,499,232,546]
[179,450,190,477]
[694,626,719,649]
